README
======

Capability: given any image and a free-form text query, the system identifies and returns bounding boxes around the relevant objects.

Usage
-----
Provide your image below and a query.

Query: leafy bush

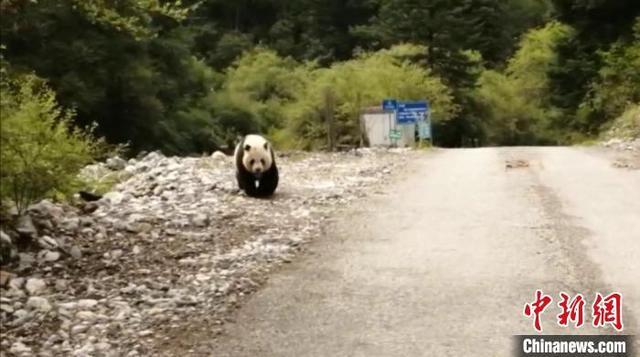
[589,18,640,121]
[278,44,457,149]
[0,75,106,213]
[601,105,640,140]
[474,22,573,145]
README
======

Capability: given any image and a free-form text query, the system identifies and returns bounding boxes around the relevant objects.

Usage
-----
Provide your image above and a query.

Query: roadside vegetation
[0,0,638,208]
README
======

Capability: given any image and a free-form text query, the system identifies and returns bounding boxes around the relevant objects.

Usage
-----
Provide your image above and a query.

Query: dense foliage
[0,0,638,157]
[0,74,107,212]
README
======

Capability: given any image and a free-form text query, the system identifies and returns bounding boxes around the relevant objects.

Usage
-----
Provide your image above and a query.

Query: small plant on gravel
[0,74,107,213]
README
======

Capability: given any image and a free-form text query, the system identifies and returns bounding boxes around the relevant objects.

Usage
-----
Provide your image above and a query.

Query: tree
[474,22,573,144]
[548,0,640,132]
[0,0,192,39]
[277,44,457,149]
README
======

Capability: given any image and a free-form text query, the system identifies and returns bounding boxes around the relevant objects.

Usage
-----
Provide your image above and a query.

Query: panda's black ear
[244,144,251,151]
[263,142,268,150]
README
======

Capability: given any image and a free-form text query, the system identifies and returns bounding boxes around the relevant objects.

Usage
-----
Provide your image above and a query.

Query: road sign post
[382,99,397,112]
[380,99,431,147]
[396,101,428,125]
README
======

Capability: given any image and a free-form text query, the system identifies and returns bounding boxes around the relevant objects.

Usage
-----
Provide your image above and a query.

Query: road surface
[205,147,640,356]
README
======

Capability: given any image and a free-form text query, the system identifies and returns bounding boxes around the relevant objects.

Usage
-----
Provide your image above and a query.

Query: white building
[361,106,415,147]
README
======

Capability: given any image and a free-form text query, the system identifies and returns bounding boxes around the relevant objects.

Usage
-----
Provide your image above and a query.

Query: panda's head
[242,135,273,178]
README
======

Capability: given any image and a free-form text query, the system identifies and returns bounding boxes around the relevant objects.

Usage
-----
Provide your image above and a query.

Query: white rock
[95,342,112,351]
[195,273,211,282]
[77,299,98,309]
[9,277,24,290]
[0,230,11,244]
[211,151,227,160]
[71,324,89,335]
[192,213,209,227]
[25,278,46,295]
[103,191,125,205]
[58,301,78,310]
[76,310,96,320]
[106,156,127,170]
[13,309,29,319]
[27,296,52,312]
[10,341,32,354]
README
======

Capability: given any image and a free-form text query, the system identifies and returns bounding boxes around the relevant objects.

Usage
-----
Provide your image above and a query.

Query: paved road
[208,147,640,356]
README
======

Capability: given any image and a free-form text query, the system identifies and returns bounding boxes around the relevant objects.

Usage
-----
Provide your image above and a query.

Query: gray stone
[38,250,61,262]
[79,217,95,227]
[16,215,37,238]
[106,156,127,170]
[10,309,31,327]
[60,217,80,232]
[18,253,35,270]
[29,200,64,219]
[37,235,59,250]
[55,279,69,291]
[70,246,82,259]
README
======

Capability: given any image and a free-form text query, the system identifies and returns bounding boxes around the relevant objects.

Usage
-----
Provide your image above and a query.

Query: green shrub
[601,105,640,140]
[0,74,106,213]
[278,44,457,149]
[474,22,574,145]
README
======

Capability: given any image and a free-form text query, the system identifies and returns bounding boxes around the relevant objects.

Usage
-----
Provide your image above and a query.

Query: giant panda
[234,134,279,198]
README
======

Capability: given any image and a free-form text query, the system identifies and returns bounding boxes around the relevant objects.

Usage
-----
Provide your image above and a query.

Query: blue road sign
[382,99,397,111]
[396,101,428,124]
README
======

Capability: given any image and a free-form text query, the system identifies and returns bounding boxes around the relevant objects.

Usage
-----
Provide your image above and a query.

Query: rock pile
[0,148,413,356]
[601,138,640,152]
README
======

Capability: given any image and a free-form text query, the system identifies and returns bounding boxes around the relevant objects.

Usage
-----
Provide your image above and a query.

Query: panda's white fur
[234,134,279,197]
[235,134,273,176]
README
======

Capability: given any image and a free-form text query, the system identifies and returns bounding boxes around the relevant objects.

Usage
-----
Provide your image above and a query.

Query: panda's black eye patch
[244,144,251,151]
[260,159,265,165]
[250,159,255,165]
[264,142,268,150]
